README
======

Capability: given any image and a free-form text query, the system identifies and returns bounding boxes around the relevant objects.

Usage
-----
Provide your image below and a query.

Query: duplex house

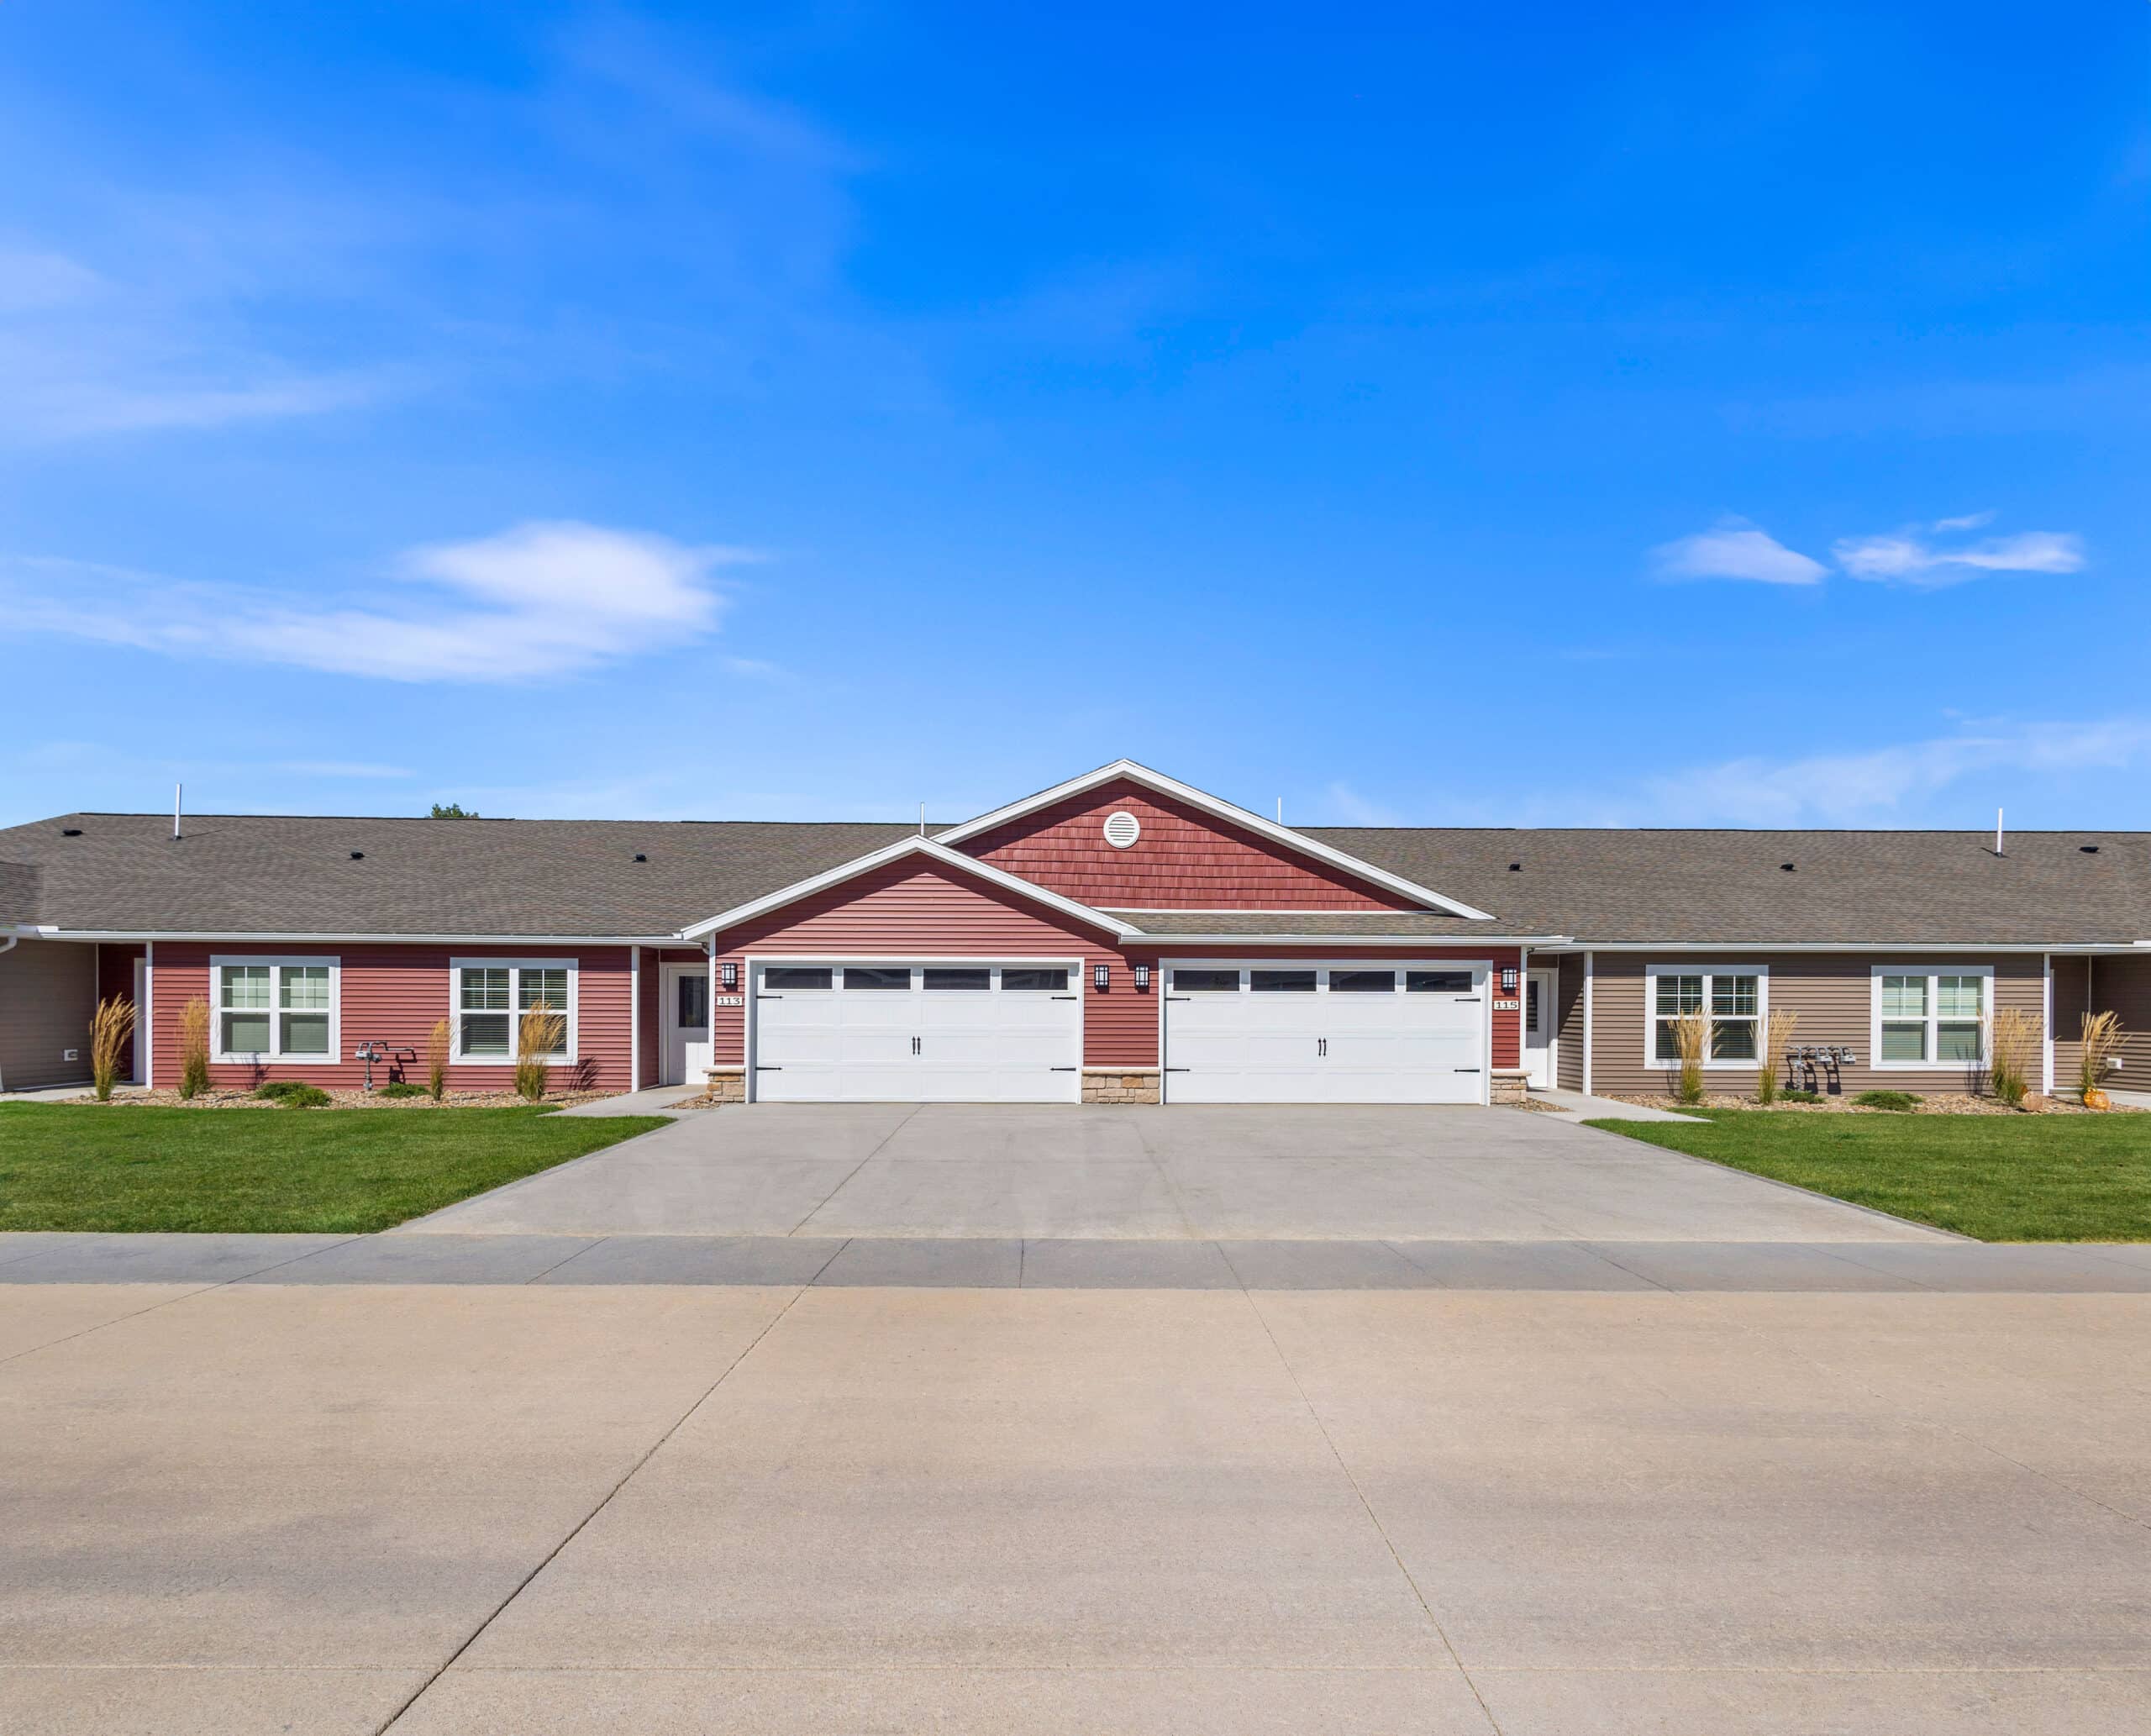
[2,760,2146,1105]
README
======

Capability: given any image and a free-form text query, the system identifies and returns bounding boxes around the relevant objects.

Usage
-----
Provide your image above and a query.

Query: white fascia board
[1112,932,1566,947]
[930,758,1497,923]
[680,834,1139,943]
[1575,940,2151,954]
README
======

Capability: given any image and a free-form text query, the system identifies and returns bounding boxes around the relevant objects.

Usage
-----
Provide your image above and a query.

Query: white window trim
[210,955,341,1065]
[450,956,579,1065]
[1870,963,1993,1071]
[1643,962,1769,1071]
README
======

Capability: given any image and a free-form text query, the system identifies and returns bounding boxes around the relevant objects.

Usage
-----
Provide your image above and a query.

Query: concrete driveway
[4,1279,2149,1734]
[405,1102,1948,1242]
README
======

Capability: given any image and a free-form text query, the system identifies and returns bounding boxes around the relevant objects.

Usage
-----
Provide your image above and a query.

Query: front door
[661,963,711,1086]
[1523,969,1557,1090]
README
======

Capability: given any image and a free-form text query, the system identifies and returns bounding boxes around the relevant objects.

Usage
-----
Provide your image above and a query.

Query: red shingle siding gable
[960,785,1419,912]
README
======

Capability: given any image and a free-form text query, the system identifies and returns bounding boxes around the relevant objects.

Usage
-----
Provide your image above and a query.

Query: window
[923,968,990,991]
[1001,968,1070,992]
[1330,970,1396,993]
[1874,966,1989,1068]
[1250,969,1317,992]
[213,958,338,1061]
[1406,970,1474,993]
[1172,969,1241,992]
[453,960,574,1063]
[844,966,913,990]
[763,966,832,990]
[676,972,708,1031]
[1646,965,1765,1066]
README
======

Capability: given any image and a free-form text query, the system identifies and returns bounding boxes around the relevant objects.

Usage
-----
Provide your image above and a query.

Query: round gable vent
[1102,810,1141,850]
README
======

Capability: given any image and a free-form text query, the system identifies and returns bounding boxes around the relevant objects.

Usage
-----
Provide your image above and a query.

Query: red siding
[96,942,145,1079]
[146,943,632,1093]
[703,856,1520,1075]
[641,945,703,1085]
[963,782,1417,912]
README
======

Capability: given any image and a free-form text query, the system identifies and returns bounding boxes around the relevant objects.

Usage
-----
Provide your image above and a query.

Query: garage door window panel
[1001,968,1070,992]
[1172,969,1241,992]
[1251,970,1317,992]
[763,966,832,990]
[1331,970,1396,993]
[923,968,990,991]
[1407,970,1474,993]
[844,966,914,990]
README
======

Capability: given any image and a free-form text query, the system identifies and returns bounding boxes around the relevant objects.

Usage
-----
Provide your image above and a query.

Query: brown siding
[1588,953,2044,1098]
[1554,954,1586,1091]
[2049,956,2089,1097]
[0,939,97,1091]
[2093,956,2151,1094]
[95,942,145,1081]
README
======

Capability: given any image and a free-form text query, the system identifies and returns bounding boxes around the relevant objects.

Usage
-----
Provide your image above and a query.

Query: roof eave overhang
[13,925,686,946]
[1538,939,2151,954]
[1128,932,1572,948]
[930,759,1498,923]
[680,835,1140,944]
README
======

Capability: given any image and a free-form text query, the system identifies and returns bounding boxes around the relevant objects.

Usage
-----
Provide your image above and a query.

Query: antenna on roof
[1995,806,2004,857]
[172,781,182,842]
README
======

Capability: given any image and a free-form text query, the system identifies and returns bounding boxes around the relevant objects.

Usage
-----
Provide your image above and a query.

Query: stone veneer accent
[702,1065,747,1103]
[1489,1067,1530,1106]
[1081,1068,1162,1105]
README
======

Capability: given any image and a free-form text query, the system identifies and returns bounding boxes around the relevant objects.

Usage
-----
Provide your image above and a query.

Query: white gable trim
[678,834,1141,943]
[931,759,1496,922]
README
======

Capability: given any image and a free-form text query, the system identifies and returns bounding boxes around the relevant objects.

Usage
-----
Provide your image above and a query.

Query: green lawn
[0,1105,671,1234]
[1586,1108,2151,1242]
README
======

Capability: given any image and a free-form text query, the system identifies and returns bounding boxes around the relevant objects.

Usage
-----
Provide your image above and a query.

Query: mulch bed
[55,1088,612,1111]
[1607,1091,2117,1117]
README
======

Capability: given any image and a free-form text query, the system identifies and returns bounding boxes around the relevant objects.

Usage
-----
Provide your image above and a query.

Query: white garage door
[1163,964,1487,1104]
[751,963,1082,1102]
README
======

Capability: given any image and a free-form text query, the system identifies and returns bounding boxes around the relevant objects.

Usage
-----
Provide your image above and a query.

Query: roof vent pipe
[1994,807,2004,858]
[173,781,182,842]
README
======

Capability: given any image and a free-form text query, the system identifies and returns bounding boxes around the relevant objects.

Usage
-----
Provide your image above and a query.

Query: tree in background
[429,802,481,818]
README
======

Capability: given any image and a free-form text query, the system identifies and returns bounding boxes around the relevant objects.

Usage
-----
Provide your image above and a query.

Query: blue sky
[3,2,2147,833]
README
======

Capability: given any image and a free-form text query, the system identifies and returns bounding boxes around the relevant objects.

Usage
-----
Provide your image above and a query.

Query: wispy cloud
[1323,782,1403,826]
[1650,518,1826,585]
[0,522,758,682]
[1621,717,2151,826]
[1833,516,2085,587]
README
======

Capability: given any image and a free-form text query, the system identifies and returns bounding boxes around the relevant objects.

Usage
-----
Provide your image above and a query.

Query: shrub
[1989,1007,2037,1107]
[1780,1088,1822,1104]
[1758,1007,1799,1105]
[274,1085,333,1109]
[254,1079,319,1101]
[88,996,137,1102]
[2080,1009,2123,1104]
[1670,1005,1710,1105]
[177,997,213,1100]
[379,1080,427,1099]
[1853,1089,1922,1112]
[514,1005,565,1102]
[427,1018,451,1102]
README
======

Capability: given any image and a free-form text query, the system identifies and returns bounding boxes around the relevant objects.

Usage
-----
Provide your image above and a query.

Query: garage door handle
[1165,995,1191,1002]
[1164,1066,1191,1072]
[1051,994,1078,1000]
[1049,1065,1077,1071]
[753,1065,782,1071]
[1454,1067,1480,1073]
[755,994,784,1001]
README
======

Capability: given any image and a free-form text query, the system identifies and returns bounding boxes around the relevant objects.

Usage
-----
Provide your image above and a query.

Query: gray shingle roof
[1302,827,2151,946]
[0,813,919,937]
[2,812,2146,946]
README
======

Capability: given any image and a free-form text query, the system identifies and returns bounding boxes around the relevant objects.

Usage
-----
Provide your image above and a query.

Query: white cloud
[1833,523,2085,586]
[1650,519,1827,585]
[1632,717,2151,826]
[0,522,757,682]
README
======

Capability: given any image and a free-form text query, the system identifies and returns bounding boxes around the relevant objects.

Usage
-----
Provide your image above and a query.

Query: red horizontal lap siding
[147,943,631,1092]
[702,857,1520,1076]
[963,783,1417,911]
[97,942,145,1079]
[642,945,704,1084]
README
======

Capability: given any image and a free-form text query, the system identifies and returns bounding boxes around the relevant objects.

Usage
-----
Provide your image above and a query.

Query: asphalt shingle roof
[2,812,2145,946]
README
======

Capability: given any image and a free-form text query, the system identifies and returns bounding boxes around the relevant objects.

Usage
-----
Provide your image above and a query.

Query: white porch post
[629,945,641,1093]
[1580,950,1594,1097]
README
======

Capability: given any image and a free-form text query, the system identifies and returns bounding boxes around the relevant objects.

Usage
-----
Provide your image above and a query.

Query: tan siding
[0,939,97,1091]
[2094,957,2151,1093]
[1589,953,2044,1099]
[2050,956,2089,1097]
[1554,955,1586,1091]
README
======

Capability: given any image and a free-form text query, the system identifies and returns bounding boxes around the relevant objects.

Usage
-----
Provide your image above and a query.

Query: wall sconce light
[1093,963,1111,991]
[1133,963,1151,991]
[1500,965,1518,993]
[719,961,739,991]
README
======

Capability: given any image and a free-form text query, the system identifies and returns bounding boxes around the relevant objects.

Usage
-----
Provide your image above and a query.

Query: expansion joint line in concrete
[0,1237,368,1370]
[1228,1273,1508,1736]
[371,1277,819,1735]
[784,1104,926,1236]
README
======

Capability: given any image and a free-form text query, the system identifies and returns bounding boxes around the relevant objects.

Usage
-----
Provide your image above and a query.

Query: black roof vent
[633,852,648,863]
[349,850,366,860]
[2080,844,2101,854]
[60,826,82,837]
[1507,861,1522,871]
[1780,862,1796,872]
